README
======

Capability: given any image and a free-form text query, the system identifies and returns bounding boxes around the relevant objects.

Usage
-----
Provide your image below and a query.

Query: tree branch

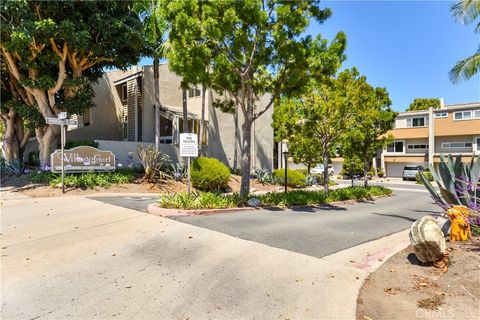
[1,47,21,81]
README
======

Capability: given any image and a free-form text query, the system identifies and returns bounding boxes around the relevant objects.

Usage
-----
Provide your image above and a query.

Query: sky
[140,0,479,112]
[307,0,479,111]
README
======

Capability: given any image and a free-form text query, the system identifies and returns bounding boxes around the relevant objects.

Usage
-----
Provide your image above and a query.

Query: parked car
[402,165,422,181]
[311,164,335,176]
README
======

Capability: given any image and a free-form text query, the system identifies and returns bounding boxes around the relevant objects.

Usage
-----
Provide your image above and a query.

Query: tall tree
[273,69,361,193]
[449,0,480,83]
[135,0,169,151]
[162,0,346,197]
[406,98,440,111]
[341,77,397,187]
[1,0,144,167]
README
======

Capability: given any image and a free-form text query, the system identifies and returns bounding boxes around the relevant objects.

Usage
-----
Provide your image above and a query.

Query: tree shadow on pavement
[370,212,418,222]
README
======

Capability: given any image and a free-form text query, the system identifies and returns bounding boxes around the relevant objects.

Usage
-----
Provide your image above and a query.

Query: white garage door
[386,163,405,178]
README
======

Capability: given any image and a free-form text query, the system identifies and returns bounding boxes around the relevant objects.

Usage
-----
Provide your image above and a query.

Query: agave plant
[254,168,272,185]
[418,154,479,211]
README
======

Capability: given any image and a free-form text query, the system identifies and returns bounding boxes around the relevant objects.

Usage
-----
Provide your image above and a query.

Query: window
[160,116,173,144]
[442,142,473,149]
[188,87,201,98]
[453,111,472,120]
[387,141,404,153]
[434,112,448,118]
[407,144,428,150]
[474,110,480,119]
[83,110,91,126]
[122,84,128,102]
[407,117,427,127]
[476,137,480,150]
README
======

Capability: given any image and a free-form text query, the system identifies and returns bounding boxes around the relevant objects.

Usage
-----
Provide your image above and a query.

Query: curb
[147,203,258,217]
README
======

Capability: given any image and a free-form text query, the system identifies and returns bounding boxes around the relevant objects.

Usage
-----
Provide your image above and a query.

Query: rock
[250,188,257,193]
[409,216,446,263]
[247,198,261,207]
[437,218,451,237]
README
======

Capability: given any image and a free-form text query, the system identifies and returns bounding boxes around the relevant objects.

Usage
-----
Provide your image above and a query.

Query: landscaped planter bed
[148,186,393,217]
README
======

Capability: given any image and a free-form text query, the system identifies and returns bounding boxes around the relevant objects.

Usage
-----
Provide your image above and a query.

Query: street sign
[46,117,64,125]
[64,119,78,126]
[179,133,198,195]
[58,112,68,119]
[179,133,198,157]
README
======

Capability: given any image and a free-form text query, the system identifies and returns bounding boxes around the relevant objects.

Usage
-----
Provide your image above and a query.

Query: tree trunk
[323,151,329,194]
[2,116,20,163]
[182,88,188,133]
[233,107,239,172]
[154,56,161,151]
[307,163,311,175]
[199,84,206,154]
[240,118,253,197]
[363,153,369,187]
[37,125,60,168]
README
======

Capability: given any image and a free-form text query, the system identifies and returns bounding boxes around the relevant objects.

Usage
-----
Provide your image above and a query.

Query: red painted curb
[147,203,258,217]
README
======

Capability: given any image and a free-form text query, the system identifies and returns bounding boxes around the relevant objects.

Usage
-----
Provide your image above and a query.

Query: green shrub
[157,192,241,210]
[340,155,364,178]
[191,157,230,191]
[27,151,40,166]
[63,140,99,149]
[416,170,433,184]
[272,169,306,187]
[28,170,135,189]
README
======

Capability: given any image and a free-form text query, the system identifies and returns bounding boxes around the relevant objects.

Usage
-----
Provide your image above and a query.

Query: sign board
[46,117,64,125]
[50,146,116,173]
[179,133,198,157]
[45,117,78,126]
[58,112,68,119]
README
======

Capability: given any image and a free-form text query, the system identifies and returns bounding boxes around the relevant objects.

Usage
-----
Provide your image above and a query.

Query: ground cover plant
[28,170,135,189]
[156,186,392,210]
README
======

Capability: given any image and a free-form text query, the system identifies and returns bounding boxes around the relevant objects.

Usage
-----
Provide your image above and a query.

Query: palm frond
[449,49,480,84]
[451,0,480,25]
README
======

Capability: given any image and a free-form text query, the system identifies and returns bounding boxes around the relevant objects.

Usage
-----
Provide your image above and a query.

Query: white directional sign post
[46,114,78,193]
[179,133,198,195]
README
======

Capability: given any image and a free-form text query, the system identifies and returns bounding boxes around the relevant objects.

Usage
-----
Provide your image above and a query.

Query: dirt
[1,174,279,198]
[356,238,480,320]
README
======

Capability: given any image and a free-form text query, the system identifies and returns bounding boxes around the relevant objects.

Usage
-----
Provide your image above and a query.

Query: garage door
[386,163,405,178]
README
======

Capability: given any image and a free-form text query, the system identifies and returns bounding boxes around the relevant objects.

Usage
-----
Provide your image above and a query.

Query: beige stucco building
[66,64,274,171]
[381,100,480,177]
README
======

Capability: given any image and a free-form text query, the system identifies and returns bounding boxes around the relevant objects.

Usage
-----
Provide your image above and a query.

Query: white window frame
[407,116,427,127]
[386,140,405,154]
[453,110,472,121]
[188,86,201,99]
[474,110,480,119]
[442,142,473,149]
[434,112,448,118]
[407,144,428,150]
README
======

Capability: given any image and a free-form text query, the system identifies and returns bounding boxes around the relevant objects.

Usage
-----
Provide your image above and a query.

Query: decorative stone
[409,216,446,263]
[247,198,261,207]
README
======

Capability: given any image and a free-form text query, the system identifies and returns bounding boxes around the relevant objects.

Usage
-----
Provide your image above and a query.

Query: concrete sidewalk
[1,193,410,319]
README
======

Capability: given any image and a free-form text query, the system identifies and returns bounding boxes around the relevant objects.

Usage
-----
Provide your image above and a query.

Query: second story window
[453,111,472,120]
[122,84,128,102]
[474,110,480,119]
[188,87,201,98]
[434,112,448,118]
[387,141,404,153]
[407,117,427,127]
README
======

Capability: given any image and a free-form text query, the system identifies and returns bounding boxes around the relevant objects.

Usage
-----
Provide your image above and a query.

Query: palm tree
[135,0,170,150]
[449,0,480,84]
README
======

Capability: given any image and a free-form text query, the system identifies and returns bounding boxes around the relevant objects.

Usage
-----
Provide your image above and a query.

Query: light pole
[283,151,289,193]
[351,160,354,187]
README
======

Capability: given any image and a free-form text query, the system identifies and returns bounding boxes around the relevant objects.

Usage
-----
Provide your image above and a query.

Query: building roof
[396,101,480,117]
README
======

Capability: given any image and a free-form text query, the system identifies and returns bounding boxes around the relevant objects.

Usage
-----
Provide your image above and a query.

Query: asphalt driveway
[173,187,438,258]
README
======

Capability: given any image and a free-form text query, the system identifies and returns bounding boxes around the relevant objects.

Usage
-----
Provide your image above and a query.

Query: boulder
[409,216,446,263]
[247,198,261,207]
